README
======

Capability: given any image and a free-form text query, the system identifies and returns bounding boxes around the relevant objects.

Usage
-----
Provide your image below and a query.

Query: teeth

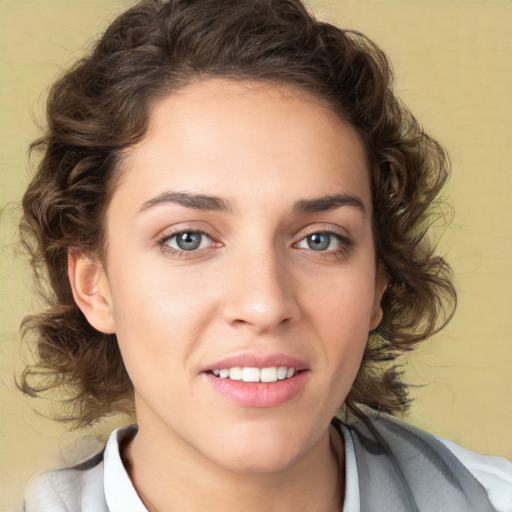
[242,367,260,382]
[228,367,242,380]
[211,366,297,382]
[261,367,277,382]
[277,366,287,380]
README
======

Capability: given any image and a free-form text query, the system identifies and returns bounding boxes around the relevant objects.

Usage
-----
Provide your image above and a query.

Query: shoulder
[341,407,512,512]
[434,435,512,512]
[24,458,107,512]
[378,411,512,511]
[24,425,140,512]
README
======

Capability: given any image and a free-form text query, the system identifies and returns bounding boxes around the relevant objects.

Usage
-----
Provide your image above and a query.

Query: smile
[211,366,296,382]
[203,354,309,407]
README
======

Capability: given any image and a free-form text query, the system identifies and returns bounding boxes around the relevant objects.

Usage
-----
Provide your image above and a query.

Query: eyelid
[292,225,355,258]
[295,232,342,250]
[162,230,213,250]
[154,220,219,243]
[154,223,354,259]
[155,224,222,258]
[294,223,352,243]
[297,231,351,245]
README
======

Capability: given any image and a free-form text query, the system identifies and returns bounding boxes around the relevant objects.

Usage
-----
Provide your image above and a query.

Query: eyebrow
[292,193,367,217]
[139,191,231,213]
[138,190,367,216]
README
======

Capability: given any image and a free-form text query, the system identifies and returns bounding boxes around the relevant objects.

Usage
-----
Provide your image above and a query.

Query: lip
[201,352,310,408]
[203,370,309,408]
[202,353,309,373]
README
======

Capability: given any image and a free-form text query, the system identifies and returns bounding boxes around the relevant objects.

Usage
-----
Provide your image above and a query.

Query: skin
[70,79,387,512]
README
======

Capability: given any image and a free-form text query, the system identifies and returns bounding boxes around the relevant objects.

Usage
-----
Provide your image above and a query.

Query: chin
[217,446,302,475]
[204,420,317,474]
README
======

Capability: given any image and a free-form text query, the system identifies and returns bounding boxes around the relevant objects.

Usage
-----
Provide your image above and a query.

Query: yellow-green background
[1,0,511,510]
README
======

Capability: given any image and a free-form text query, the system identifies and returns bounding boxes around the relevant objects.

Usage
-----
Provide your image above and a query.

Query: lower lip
[204,371,309,408]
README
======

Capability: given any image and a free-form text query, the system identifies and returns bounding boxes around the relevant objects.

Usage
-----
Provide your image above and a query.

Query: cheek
[105,256,215,377]
[303,262,377,331]
[301,266,375,380]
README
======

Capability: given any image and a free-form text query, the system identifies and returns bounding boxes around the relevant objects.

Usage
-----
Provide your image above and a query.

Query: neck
[123,411,344,512]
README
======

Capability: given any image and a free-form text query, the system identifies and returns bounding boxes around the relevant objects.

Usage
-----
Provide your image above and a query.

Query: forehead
[114,79,371,215]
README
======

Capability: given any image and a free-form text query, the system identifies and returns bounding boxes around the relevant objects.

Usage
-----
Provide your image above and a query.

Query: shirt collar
[341,423,361,512]
[102,423,359,512]
[103,425,148,512]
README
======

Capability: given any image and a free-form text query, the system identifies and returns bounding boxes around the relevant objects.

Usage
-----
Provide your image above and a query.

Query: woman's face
[97,79,386,472]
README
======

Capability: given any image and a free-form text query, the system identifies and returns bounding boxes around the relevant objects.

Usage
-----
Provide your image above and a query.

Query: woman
[19,0,512,510]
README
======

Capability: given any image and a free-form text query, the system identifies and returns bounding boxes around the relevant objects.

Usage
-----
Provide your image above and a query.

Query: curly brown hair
[19,0,455,426]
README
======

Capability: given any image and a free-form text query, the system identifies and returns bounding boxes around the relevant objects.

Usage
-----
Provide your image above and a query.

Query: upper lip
[202,353,309,372]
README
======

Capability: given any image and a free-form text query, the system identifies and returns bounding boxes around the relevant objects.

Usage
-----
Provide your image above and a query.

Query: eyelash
[156,228,354,260]
[293,231,353,260]
[157,229,217,258]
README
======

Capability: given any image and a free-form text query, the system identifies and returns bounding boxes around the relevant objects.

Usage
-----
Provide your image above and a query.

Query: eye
[160,230,213,252]
[296,232,342,251]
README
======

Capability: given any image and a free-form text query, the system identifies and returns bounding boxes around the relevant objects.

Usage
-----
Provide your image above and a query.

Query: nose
[221,246,301,334]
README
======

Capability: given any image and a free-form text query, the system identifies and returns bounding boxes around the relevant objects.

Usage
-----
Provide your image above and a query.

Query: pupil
[308,233,330,251]
[177,232,201,250]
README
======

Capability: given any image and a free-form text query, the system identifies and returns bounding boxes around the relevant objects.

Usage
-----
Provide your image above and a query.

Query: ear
[369,264,389,330]
[68,249,116,334]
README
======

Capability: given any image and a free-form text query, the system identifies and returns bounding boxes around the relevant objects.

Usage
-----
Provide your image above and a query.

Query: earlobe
[370,265,389,330]
[68,249,116,334]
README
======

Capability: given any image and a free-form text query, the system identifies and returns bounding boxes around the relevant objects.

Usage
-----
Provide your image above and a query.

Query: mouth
[209,366,298,383]
[203,355,309,407]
